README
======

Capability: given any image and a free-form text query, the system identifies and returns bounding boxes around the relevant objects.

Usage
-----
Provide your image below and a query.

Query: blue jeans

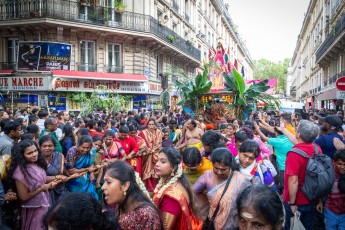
[284,203,316,230]
[324,208,345,230]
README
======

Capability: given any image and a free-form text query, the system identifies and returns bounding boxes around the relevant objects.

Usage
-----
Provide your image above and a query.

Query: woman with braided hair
[153,147,202,230]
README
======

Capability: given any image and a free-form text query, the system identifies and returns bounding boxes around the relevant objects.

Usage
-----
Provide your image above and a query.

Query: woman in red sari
[128,124,147,178]
[153,147,202,230]
[103,130,126,161]
[138,119,163,192]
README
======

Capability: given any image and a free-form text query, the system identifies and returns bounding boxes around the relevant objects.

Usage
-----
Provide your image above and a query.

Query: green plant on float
[222,68,281,119]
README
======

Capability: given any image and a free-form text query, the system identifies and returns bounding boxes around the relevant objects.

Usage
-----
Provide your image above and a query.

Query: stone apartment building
[290,0,345,111]
[0,0,253,111]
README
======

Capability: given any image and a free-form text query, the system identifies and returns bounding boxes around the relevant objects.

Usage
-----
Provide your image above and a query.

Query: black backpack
[289,145,335,200]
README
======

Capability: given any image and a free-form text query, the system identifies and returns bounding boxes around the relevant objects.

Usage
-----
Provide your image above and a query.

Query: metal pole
[11,91,14,113]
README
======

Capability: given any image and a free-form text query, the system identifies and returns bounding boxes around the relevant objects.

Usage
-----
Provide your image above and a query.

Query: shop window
[107,43,122,73]
[80,40,95,72]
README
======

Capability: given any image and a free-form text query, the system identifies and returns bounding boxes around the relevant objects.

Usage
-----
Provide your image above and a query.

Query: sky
[229,0,310,63]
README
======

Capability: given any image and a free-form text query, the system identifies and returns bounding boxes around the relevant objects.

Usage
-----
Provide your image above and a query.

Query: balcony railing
[106,65,123,73]
[0,62,16,70]
[76,63,98,72]
[172,0,179,12]
[316,13,345,60]
[327,70,345,85]
[0,0,200,61]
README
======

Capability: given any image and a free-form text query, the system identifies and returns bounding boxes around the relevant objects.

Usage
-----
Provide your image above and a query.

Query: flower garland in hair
[134,172,151,199]
[154,163,183,198]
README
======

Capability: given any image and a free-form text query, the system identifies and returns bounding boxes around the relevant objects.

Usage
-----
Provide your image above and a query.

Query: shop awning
[52,70,148,82]
[0,70,15,75]
[315,88,337,100]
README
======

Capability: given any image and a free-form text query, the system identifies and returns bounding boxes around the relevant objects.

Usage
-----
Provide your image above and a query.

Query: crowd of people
[0,106,344,230]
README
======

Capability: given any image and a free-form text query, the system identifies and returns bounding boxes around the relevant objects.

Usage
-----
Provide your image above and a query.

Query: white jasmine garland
[154,163,183,198]
[134,172,150,199]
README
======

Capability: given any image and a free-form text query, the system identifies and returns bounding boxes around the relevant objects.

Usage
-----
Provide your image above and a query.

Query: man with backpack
[279,120,334,230]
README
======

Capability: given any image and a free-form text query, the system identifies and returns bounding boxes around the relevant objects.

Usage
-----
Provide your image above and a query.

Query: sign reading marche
[336,76,345,91]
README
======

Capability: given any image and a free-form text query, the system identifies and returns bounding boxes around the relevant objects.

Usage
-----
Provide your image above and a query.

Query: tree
[253,58,290,94]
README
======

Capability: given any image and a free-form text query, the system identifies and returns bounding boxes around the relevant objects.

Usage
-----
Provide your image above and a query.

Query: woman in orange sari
[153,147,202,230]
[138,119,163,192]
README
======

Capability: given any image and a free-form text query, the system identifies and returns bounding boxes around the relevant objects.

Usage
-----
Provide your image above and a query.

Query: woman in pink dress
[8,140,63,230]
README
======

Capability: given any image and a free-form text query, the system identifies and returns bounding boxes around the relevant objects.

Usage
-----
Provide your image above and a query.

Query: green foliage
[175,65,212,115]
[67,85,131,116]
[253,58,290,94]
[223,68,280,118]
[167,35,176,43]
[114,0,126,8]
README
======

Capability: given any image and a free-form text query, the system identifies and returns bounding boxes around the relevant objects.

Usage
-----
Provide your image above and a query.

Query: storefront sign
[0,76,50,91]
[17,41,71,72]
[52,78,149,93]
[336,91,345,99]
[149,83,162,95]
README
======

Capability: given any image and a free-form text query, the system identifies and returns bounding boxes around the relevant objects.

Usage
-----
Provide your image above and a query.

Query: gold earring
[124,191,127,196]
[171,171,175,177]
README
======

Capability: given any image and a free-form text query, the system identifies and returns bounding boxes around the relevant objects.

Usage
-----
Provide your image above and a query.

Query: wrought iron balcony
[0,0,200,61]
[76,63,98,72]
[316,13,345,61]
[0,62,16,70]
[172,0,180,12]
[106,65,123,73]
[327,70,345,85]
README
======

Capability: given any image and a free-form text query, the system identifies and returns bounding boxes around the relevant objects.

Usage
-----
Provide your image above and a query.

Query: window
[157,10,162,21]
[173,23,177,33]
[156,54,163,80]
[80,41,95,72]
[107,43,122,73]
[4,38,18,69]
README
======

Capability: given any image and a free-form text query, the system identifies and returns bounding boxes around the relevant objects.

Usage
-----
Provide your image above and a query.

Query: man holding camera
[257,113,295,135]
[254,119,294,195]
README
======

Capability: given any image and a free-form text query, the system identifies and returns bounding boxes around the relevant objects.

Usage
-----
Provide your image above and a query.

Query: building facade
[0,0,253,111]
[290,0,345,111]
